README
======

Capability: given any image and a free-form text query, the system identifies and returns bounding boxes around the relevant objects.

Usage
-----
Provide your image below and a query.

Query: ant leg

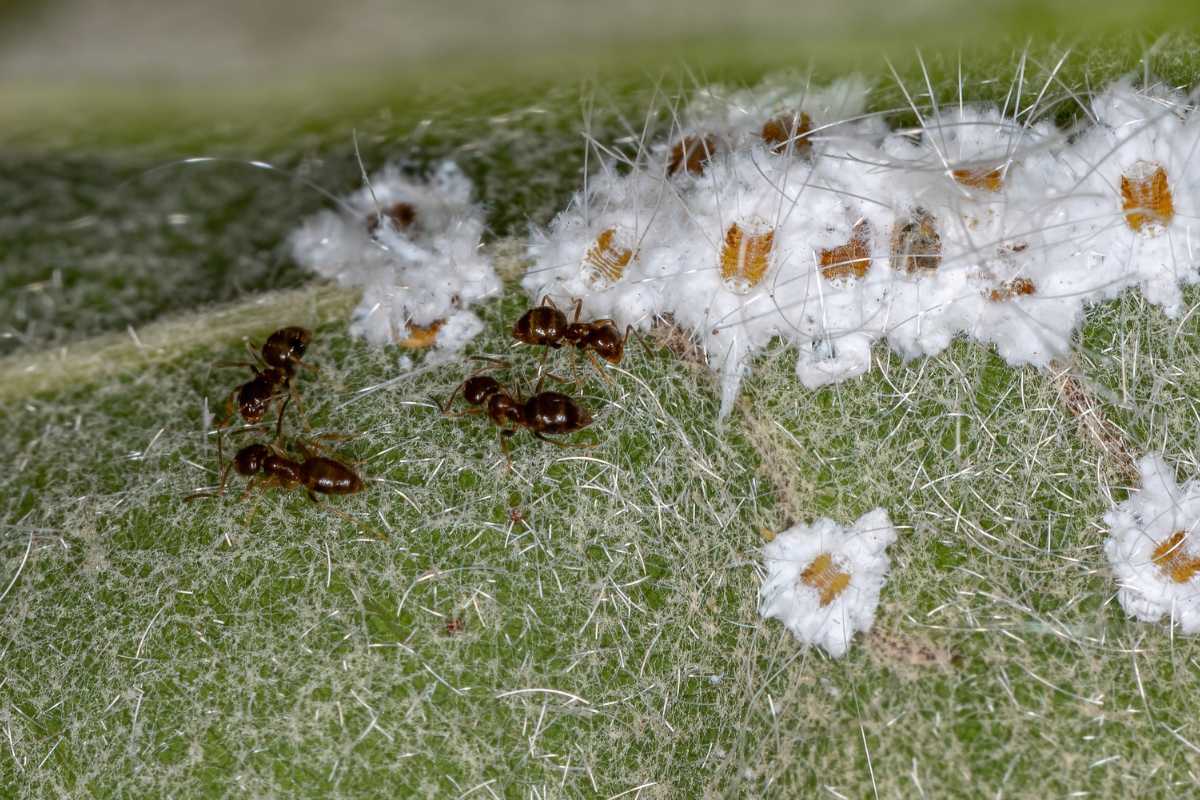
[586,352,615,385]
[286,384,311,432]
[534,432,596,449]
[571,297,583,324]
[243,339,268,366]
[274,394,292,445]
[184,459,235,502]
[324,501,388,541]
[214,360,260,372]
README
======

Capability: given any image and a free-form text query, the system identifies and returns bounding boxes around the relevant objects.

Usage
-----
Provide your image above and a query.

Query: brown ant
[442,373,593,455]
[215,326,317,453]
[512,298,633,383]
[187,439,364,503]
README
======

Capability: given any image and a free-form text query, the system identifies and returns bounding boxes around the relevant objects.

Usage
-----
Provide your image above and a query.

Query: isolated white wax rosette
[1104,454,1200,633]
[290,161,500,354]
[759,509,898,658]
[525,74,1200,415]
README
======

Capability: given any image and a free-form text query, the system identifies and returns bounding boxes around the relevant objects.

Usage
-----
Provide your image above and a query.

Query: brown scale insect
[818,219,873,281]
[891,208,942,274]
[512,298,633,382]
[761,111,813,156]
[1121,160,1174,234]
[187,440,364,503]
[668,134,719,177]
[366,201,417,236]
[443,373,593,455]
[720,222,775,294]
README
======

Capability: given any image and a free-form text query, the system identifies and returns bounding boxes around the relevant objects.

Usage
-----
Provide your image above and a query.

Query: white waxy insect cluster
[289,161,500,354]
[1104,454,1200,633]
[525,76,1200,416]
[759,509,898,658]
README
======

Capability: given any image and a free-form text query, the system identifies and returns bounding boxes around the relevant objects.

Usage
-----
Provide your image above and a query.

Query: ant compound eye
[582,227,636,289]
[891,208,942,275]
[761,111,813,157]
[818,219,872,282]
[1121,160,1173,235]
[720,221,775,295]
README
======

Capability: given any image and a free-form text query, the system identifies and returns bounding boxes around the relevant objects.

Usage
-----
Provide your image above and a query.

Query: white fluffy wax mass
[526,74,1200,415]
[1104,454,1200,633]
[289,161,500,351]
[759,509,898,658]
[1051,80,1200,317]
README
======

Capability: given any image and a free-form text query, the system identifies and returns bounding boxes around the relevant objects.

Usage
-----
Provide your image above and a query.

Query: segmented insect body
[761,111,813,156]
[513,303,569,348]
[1121,160,1174,234]
[582,227,636,289]
[891,208,942,274]
[1152,531,1200,584]
[668,134,719,177]
[444,374,593,449]
[523,391,592,435]
[720,222,775,294]
[232,442,363,497]
[987,277,1036,302]
[564,319,625,365]
[819,219,873,282]
[951,166,1004,192]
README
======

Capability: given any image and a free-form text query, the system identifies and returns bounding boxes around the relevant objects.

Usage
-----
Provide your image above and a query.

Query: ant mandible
[442,373,593,455]
[512,297,633,383]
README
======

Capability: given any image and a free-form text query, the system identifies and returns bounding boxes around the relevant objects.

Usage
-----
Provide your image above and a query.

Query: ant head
[463,375,503,406]
[234,443,272,475]
[263,327,311,368]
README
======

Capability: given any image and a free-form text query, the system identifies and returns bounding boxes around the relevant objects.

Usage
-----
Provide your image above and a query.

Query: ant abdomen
[301,457,364,495]
[525,392,592,435]
[513,305,568,348]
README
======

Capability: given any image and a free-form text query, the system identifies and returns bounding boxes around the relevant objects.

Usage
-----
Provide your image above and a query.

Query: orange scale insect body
[1152,531,1200,584]
[819,219,873,282]
[1121,160,1174,235]
[720,222,775,294]
[800,552,851,607]
[582,227,636,289]
[951,166,1005,192]
[987,277,1036,303]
